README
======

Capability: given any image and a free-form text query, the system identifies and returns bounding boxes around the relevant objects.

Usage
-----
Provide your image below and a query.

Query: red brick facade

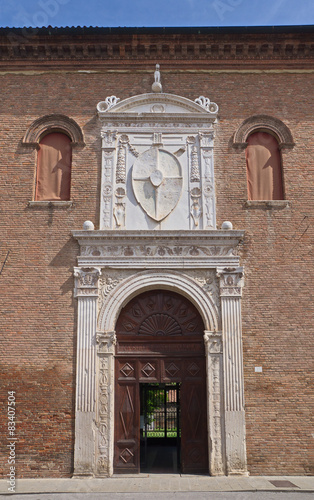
[0,26,313,477]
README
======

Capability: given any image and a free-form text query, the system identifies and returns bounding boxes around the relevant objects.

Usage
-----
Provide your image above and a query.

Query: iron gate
[140,383,180,471]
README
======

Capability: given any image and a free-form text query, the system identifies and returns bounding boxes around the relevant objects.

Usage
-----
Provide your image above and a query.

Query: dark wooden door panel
[114,381,140,473]
[181,377,208,473]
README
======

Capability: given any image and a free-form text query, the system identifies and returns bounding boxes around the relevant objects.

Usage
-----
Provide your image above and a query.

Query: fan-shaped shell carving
[138,313,182,336]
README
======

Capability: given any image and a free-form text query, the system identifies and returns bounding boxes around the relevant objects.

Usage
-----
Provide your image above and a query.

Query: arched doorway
[114,289,208,474]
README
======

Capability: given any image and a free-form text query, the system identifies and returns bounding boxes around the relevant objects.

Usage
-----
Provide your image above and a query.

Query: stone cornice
[1,27,313,70]
[72,229,244,268]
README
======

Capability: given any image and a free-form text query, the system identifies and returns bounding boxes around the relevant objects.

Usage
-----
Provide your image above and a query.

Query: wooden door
[114,364,140,473]
[114,290,208,474]
[181,358,208,473]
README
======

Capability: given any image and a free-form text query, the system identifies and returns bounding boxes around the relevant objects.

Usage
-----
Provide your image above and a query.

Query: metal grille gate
[140,383,180,472]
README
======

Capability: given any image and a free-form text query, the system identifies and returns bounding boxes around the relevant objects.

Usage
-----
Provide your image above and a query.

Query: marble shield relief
[132,147,183,221]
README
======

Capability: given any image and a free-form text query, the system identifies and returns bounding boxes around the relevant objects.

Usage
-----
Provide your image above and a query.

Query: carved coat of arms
[132,147,183,222]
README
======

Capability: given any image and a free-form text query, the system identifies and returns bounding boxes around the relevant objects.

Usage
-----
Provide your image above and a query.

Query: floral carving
[80,244,238,259]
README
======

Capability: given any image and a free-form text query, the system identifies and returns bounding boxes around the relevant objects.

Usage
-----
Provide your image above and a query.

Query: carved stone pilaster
[73,267,101,476]
[199,130,215,229]
[100,131,116,229]
[204,331,225,475]
[95,331,116,476]
[217,267,247,475]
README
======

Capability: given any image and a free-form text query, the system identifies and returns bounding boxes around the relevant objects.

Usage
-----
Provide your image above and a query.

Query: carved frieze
[81,244,238,258]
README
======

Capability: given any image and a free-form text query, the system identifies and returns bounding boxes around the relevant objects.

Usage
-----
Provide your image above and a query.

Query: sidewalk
[0,475,313,495]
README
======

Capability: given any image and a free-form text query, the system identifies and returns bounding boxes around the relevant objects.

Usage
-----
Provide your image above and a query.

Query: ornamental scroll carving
[187,270,221,327]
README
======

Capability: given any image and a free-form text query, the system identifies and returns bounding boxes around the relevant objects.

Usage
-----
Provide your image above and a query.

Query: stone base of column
[225,410,248,476]
[74,411,95,476]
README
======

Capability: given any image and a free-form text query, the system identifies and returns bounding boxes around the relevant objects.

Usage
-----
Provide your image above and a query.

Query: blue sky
[0,0,313,28]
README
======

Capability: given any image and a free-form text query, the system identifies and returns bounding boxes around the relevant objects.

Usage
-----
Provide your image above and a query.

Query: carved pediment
[97,93,218,118]
[96,89,219,231]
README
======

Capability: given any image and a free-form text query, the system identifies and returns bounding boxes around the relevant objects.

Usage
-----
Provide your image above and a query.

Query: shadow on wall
[49,237,79,298]
[82,114,102,228]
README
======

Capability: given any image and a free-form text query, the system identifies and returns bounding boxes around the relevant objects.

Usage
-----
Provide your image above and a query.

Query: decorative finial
[152,63,162,93]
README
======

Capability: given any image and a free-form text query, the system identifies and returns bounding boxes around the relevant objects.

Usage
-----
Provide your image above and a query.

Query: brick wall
[0,28,313,477]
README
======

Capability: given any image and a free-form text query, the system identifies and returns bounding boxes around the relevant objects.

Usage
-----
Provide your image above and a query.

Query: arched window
[35,132,72,201]
[245,131,283,201]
